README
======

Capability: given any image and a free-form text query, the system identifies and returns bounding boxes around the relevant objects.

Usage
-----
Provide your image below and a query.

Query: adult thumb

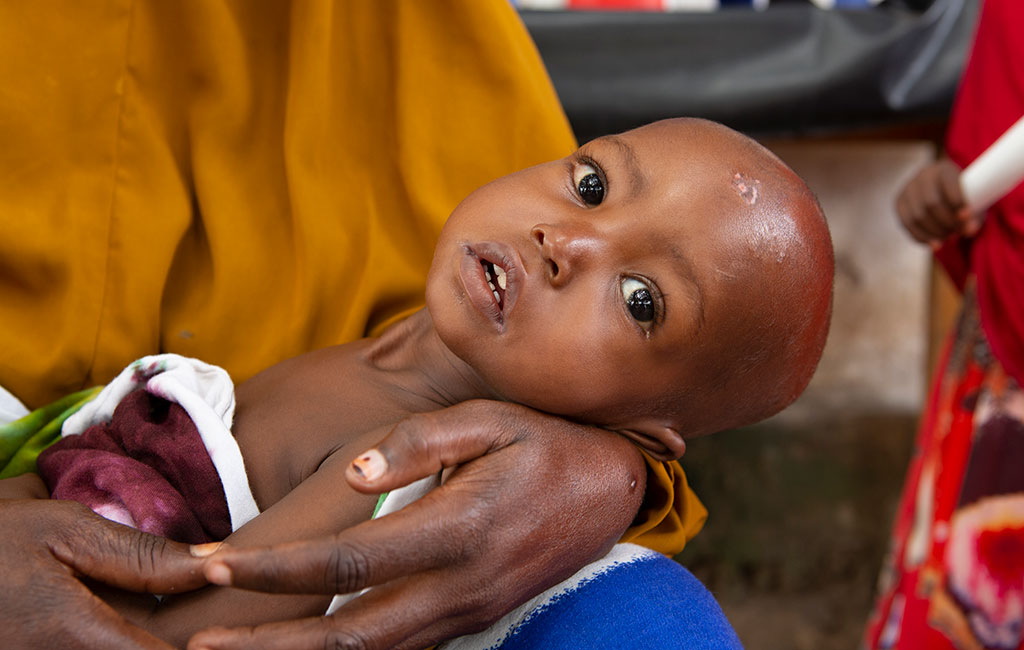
[48,504,209,594]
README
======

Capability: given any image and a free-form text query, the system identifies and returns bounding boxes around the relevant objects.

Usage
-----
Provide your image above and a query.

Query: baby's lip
[458,242,523,332]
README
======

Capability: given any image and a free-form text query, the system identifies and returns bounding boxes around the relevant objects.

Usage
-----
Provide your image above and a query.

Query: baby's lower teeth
[492,290,500,302]
[488,280,496,291]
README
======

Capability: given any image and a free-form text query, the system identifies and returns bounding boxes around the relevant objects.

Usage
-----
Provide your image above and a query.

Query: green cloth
[0,386,102,478]
[372,493,388,518]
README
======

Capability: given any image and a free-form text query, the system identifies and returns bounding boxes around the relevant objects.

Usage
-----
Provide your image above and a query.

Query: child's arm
[110,426,386,648]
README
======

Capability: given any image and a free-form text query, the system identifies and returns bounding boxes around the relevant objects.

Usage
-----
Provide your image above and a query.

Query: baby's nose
[531,222,606,285]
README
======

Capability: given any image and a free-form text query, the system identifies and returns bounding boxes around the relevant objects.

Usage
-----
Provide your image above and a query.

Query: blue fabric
[497,551,743,649]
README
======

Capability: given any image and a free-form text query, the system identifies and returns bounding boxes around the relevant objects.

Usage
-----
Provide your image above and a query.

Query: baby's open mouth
[458,241,520,332]
[481,260,507,310]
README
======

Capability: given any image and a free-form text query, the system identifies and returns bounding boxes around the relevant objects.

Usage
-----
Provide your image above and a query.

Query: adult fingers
[0,500,179,650]
[46,581,178,650]
[201,484,483,596]
[345,399,529,493]
[188,575,487,650]
[45,500,208,595]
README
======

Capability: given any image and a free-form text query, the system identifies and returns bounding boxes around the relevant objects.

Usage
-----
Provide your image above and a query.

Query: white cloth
[62,354,259,532]
[0,383,29,425]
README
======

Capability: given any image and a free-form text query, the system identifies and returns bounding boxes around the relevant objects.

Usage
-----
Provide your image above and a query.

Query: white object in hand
[960,114,1024,213]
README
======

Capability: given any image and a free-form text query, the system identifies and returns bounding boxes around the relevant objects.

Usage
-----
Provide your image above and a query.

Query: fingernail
[190,542,223,558]
[190,628,228,650]
[205,562,233,586]
[351,449,387,481]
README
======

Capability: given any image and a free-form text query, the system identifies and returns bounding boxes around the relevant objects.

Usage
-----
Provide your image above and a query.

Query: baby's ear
[617,423,686,462]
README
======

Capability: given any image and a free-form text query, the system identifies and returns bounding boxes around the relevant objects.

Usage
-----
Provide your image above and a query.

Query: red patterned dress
[863,1,1024,648]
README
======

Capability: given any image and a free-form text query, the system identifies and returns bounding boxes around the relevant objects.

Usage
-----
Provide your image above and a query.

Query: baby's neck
[363,308,497,409]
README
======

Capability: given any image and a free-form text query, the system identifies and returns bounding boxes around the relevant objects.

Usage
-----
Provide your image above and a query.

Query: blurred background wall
[679,140,951,650]
[521,1,976,647]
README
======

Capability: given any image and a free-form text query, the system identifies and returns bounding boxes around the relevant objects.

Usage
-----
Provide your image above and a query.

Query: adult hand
[895,158,980,246]
[0,498,208,649]
[188,399,647,650]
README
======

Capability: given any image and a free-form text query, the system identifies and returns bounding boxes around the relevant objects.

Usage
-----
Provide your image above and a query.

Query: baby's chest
[232,383,411,509]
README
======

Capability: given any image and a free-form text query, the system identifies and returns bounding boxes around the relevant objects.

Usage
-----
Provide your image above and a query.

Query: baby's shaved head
[638,118,834,440]
[429,116,833,460]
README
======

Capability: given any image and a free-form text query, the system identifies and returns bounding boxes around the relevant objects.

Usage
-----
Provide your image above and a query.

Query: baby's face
[427,119,814,446]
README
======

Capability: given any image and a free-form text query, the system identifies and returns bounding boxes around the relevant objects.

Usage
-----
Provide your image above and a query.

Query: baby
[1,118,833,645]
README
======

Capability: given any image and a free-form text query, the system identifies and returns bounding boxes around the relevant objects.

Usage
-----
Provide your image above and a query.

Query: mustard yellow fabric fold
[0,0,699,553]
[623,452,708,555]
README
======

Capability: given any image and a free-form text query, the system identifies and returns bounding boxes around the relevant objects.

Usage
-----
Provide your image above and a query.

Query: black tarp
[522,0,979,139]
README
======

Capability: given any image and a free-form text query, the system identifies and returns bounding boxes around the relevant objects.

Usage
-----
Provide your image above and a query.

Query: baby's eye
[621,277,656,327]
[573,162,605,206]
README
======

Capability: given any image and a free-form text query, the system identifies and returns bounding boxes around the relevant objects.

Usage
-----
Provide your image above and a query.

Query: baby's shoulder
[231,343,415,508]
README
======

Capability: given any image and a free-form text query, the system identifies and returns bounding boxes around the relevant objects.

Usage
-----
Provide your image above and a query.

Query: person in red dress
[864,2,1024,648]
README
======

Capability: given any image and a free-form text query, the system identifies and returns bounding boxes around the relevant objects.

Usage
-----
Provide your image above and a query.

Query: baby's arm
[113,428,385,648]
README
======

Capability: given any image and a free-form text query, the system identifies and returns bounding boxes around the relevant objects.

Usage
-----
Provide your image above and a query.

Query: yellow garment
[0,0,699,553]
[623,452,707,554]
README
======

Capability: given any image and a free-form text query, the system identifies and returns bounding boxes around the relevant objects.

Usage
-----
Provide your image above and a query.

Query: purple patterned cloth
[37,389,232,544]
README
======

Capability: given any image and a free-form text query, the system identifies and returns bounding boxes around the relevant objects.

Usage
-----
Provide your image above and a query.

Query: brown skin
[0,317,647,649]
[175,318,647,648]
[0,497,205,650]
[188,119,832,650]
[895,157,981,246]
[0,118,832,650]
[0,360,646,649]
[428,117,832,450]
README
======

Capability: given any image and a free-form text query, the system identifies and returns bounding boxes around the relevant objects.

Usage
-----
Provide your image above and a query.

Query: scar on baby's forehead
[731,172,760,205]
